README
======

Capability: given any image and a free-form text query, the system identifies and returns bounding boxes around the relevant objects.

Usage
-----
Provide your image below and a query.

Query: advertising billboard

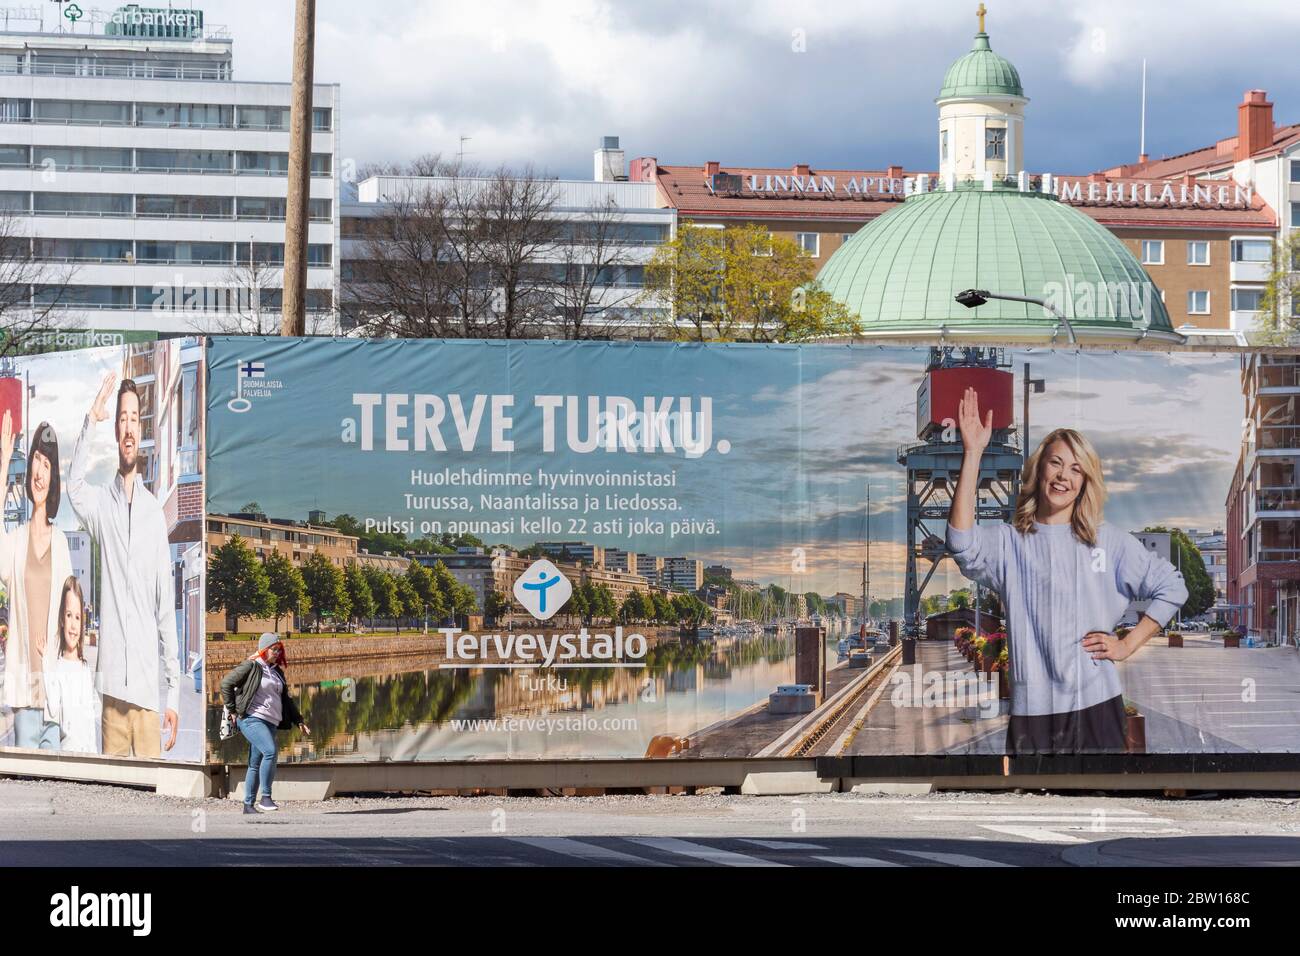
[0,339,205,763]
[203,337,1300,764]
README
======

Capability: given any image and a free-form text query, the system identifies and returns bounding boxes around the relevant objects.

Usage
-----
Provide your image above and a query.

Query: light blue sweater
[946,520,1188,717]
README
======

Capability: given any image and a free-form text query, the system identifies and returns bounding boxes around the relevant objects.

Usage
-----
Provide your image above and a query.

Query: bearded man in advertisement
[69,373,180,758]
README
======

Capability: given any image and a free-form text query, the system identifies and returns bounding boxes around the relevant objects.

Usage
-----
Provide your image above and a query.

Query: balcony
[1255,487,1300,512]
[1258,425,1300,451]
[1258,364,1300,389]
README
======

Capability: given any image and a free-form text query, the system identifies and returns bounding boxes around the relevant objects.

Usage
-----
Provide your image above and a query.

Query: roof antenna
[1138,59,1149,164]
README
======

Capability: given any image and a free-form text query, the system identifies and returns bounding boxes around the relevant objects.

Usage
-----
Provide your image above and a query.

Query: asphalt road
[1,778,1298,867]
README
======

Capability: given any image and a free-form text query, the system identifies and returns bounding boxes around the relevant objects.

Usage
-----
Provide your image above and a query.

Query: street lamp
[955,288,1079,346]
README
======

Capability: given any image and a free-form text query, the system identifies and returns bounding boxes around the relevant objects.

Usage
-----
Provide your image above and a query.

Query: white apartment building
[341,137,675,335]
[0,5,340,335]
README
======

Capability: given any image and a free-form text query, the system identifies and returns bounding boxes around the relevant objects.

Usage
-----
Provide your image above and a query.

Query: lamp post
[955,288,1079,345]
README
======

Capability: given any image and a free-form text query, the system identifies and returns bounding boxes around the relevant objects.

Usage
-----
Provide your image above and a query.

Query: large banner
[204,337,1299,763]
[0,339,205,763]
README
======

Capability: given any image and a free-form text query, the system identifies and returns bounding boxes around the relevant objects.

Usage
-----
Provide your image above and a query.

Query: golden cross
[977,3,987,32]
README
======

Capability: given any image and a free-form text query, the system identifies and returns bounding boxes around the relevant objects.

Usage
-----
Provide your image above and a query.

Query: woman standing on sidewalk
[220,634,311,814]
[947,387,1187,754]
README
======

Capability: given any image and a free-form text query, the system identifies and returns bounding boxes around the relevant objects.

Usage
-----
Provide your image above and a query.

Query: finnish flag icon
[514,559,572,621]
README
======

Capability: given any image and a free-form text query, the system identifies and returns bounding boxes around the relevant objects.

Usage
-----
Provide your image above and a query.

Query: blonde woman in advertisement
[946,388,1188,754]
[44,576,100,754]
[0,411,72,750]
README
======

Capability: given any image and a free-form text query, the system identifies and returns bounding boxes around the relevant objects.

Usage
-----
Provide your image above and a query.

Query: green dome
[938,33,1023,99]
[817,184,1177,341]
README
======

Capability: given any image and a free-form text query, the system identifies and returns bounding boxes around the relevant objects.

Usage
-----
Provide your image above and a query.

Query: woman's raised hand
[958,386,993,456]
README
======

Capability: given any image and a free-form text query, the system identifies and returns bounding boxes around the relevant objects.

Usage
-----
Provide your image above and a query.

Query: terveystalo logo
[49,886,151,936]
[513,559,572,621]
[445,562,648,669]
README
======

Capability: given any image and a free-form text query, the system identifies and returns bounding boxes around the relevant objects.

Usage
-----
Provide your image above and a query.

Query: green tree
[396,574,422,631]
[301,551,350,630]
[264,550,307,633]
[404,561,442,627]
[485,589,511,627]
[363,566,402,628]
[640,221,859,342]
[427,560,473,624]
[344,563,376,627]
[1253,231,1300,345]
[1143,527,1216,620]
[207,534,273,634]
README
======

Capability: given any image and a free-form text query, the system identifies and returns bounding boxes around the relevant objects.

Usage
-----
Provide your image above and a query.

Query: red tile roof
[1106,122,1300,180]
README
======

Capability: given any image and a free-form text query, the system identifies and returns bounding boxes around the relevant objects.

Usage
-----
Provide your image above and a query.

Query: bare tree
[551,194,641,339]
[182,254,284,335]
[475,164,560,338]
[345,171,495,338]
[0,210,82,359]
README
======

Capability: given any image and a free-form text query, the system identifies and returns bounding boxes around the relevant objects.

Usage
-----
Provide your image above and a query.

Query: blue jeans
[238,716,278,805]
[13,707,60,750]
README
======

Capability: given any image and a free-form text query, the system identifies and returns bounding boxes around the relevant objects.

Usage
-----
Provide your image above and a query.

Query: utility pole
[281,0,316,337]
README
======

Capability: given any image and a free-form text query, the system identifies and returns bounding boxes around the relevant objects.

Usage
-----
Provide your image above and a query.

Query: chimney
[887,165,903,179]
[629,157,657,182]
[1236,90,1273,162]
[594,136,627,182]
[1137,153,1149,165]
[704,161,721,180]
[792,163,810,177]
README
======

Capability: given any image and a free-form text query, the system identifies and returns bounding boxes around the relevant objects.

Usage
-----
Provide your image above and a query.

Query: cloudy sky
[204,340,1244,599]
[171,0,1300,179]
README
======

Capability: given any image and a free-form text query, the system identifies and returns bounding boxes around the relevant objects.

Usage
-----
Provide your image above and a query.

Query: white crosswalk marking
[628,837,789,867]
[740,839,827,851]
[815,855,904,867]
[509,837,670,866]
[909,804,1182,844]
[979,825,1088,844]
[897,850,1015,867]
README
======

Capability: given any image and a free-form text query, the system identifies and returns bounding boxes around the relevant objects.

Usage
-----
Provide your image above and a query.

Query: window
[136,103,233,128]
[234,243,333,267]
[1291,159,1300,184]
[237,106,289,130]
[0,191,28,212]
[136,148,233,173]
[0,99,31,122]
[1231,288,1264,312]
[136,241,233,265]
[1187,240,1209,265]
[985,127,1005,161]
[176,365,200,478]
[1292,202,1300,230]
[1187,290,1210,314]
[795,233,820,257]
[1231,239,1272,262]
[312,108,332,132]
[34,238,133,262]
[841,233,854,244]
[33,145,132,171]
[34,285,134,309]
[941,130,948,162]
[136,195,233,219]
[34,99,131,125]
[33,192,132,216]
[1140,240,1164,265]
[0,145,28,166]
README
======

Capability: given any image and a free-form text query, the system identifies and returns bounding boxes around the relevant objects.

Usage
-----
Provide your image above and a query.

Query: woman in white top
[44,576,100,754]
[0,411,73,750]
